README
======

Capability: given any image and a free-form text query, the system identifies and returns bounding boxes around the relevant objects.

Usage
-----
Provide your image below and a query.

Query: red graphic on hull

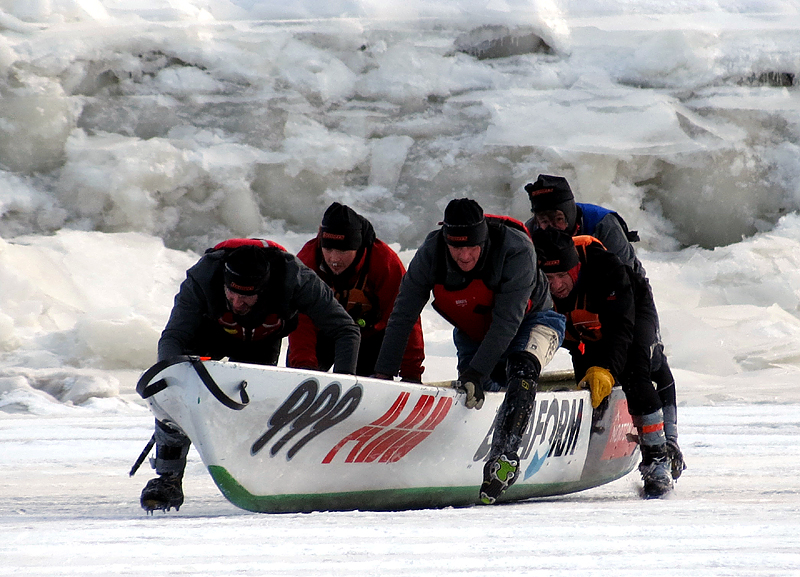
[601,398,638,460]
[323,393,453,464]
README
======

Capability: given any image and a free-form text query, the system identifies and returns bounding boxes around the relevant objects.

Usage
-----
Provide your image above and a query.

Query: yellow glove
[580,366,615,408]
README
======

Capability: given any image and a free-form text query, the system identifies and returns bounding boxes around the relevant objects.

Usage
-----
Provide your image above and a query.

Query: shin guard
[153,419,191,477]
[632,410,667,448]
[490,352,540,457]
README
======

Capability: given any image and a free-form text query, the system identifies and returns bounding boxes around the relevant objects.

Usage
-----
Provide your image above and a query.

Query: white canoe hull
[137,357,639,513]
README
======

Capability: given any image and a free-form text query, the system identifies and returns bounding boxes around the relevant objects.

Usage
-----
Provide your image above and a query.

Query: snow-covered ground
[1,1,800,575]
[3,405,799,576]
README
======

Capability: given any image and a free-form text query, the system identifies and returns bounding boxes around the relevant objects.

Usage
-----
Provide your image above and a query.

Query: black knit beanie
[442,198,489,247]
[525,175,574,210]
[319,202,364,251]
[532,228,580,273]
[224,245,270,295]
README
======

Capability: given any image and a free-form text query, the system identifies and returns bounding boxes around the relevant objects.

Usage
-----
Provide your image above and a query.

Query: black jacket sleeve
[157,254,220,362]
[580,248,636,380]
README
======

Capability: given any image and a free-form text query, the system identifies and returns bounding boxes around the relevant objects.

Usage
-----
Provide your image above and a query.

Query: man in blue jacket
[524,174,685,480]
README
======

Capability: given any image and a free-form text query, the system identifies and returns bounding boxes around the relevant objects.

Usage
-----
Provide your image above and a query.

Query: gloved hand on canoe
[579,366,615,408]
[456,367,485,410]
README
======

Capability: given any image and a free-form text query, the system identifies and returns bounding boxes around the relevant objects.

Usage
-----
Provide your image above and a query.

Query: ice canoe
[136,357,639,513]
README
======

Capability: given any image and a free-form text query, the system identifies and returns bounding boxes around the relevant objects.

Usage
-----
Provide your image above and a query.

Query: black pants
[313,330,383,377]
[618,308,664,417]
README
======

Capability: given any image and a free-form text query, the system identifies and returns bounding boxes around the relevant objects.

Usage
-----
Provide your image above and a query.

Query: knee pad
[503,352,539,414]
[522,324,560,370]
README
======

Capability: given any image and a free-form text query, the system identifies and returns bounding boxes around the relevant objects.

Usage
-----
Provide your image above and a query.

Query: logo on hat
[227,280,258,294]
[322,232,347,241]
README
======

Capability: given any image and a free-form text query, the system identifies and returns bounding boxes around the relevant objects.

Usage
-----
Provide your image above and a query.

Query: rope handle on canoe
[136,355,249,410]
[191,358,249,410]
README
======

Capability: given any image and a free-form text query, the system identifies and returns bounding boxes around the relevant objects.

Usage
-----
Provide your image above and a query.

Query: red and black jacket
[373,215,551,379]
[552,236,636,380]
[158,238,360,373]
[288,236,425,381]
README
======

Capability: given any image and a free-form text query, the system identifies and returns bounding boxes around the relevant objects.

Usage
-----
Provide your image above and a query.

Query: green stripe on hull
[208,465,633,513]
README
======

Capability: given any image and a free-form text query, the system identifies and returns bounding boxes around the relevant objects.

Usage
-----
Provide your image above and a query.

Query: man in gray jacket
[373,199,565,504]
[141,239,360,513]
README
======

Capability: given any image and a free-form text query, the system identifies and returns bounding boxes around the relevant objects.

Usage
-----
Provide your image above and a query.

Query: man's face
[321,247,358,275]
[545,271,575,299]
[535,209,568,231]
[225,287,259,315]
[447,244,482,272]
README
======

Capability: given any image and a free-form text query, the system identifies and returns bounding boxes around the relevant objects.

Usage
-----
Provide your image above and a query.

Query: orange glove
[580,366,615,408]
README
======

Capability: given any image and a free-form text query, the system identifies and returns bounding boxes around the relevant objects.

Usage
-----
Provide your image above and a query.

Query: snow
[1,1,800,575]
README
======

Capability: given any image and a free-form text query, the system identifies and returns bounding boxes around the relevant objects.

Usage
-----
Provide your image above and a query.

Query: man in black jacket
[532,228,674,498]
[141,239,360,513]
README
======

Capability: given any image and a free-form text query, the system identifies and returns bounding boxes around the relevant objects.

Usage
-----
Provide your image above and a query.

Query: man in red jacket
[288,202,425,382]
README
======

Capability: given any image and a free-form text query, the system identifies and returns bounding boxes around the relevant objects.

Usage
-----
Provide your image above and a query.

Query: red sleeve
[369,241,425,381]
[287,239,321,370]
[399,316,425,382]
[295,237,319,269]
[288,313,321,369]
[368,241,406,333]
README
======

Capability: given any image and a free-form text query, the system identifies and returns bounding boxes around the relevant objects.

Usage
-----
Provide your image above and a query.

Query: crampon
[140,474,184,514]
[480,452,519,505]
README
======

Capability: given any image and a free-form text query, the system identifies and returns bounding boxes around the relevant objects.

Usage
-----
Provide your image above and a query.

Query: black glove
[456,368,485,410]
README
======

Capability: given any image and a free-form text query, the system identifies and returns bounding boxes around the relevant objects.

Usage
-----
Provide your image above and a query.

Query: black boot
[480,352,539,504]
[639,444,673,499]
[141,420,190,513]
[141,474,184,513]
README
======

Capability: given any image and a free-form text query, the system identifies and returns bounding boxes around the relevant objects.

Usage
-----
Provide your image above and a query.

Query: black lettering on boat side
[474,397,584,462]
[250,378,363,459]
[287,385,362,460]
[560,398,584,457]
[251,379,318,455]
[473,423,495,462]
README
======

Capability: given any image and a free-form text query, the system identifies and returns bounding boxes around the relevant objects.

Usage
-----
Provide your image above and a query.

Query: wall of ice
[1,2,799,253]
